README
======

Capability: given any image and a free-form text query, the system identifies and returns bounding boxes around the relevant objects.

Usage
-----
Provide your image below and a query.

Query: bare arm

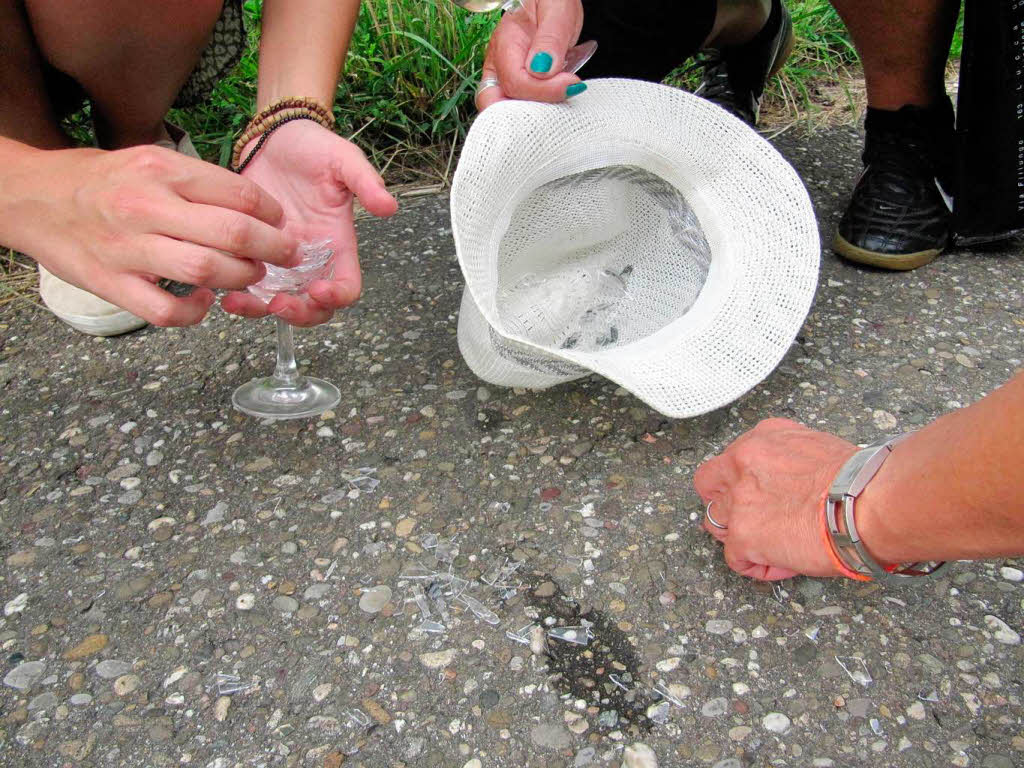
[256,0,361,109]
[857,370,1024,563]
[0,0,297,328]
[222,0,397,327]
[694,371,1024,580]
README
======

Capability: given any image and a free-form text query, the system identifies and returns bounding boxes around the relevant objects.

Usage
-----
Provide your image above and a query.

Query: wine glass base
[232,376,341,420]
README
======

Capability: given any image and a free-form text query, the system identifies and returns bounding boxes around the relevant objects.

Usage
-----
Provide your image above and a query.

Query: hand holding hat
[453,79,820,418]
[476,0,586,111]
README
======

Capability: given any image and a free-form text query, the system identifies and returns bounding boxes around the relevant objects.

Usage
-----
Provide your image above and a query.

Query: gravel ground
[0,125,1022,768]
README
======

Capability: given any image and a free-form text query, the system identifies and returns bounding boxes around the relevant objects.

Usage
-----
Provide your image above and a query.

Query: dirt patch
[524,577,655,735]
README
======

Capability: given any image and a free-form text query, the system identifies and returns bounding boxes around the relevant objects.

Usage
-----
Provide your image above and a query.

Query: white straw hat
[451,78,819,418]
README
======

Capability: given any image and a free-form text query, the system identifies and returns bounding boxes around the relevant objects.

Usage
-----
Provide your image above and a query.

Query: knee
[25,0,225,76]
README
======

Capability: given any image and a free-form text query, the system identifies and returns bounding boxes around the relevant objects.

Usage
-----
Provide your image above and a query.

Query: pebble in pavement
[0,137,1022,766]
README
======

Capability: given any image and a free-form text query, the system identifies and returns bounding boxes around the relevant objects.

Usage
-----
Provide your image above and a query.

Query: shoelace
[690,52,754,123]
[864,129,935,173]
[860,128,947,199]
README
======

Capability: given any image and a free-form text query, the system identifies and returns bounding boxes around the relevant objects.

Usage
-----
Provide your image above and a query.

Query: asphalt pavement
[0,123,1021,768]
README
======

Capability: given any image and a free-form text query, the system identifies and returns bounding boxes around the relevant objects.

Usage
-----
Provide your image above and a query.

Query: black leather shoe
[694,0,795,126]
[834,102,955,270]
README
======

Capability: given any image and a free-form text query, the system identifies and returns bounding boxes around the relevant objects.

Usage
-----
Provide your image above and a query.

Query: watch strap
[825,433,950,583]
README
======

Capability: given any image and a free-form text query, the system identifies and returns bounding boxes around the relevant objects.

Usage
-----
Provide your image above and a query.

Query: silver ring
[476,77,500,97]
[705,501,727,530]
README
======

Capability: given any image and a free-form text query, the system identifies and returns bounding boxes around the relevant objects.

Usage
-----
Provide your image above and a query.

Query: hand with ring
[476,77,501,99]
[476,0,585,112]
[693,418,859,581]
[704,501,727,530]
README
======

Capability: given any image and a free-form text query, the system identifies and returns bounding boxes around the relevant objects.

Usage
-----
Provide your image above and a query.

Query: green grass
[170,0,494,184]
[1,0,968,307]
[114,1,970,184]
[950,1,965,59]
[769,0,859,114]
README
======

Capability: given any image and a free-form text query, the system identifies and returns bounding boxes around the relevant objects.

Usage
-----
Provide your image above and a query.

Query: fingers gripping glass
[232,239,341,420]
[448,0,598,73]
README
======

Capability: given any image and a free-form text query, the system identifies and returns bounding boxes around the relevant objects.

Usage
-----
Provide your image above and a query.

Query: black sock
[864,98,955,141]
[864,98,956,182]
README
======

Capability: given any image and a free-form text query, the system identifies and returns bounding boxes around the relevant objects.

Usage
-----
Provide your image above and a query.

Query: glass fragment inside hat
[496,165,712,353]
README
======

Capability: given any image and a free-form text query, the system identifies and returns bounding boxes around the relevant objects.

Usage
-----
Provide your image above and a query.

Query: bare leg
[829,0,960,109]
[0,1,71,148]
[17,0,223,149]
[829,0,960,268]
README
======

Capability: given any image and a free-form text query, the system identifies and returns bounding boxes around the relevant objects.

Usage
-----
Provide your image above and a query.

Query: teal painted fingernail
[566,83,588,98]
[530,51,553,73]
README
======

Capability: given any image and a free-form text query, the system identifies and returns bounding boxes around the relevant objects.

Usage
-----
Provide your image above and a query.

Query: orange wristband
[820,496,872,582]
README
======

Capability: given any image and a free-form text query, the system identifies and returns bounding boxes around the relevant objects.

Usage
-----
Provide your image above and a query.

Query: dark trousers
[578,0,719,81]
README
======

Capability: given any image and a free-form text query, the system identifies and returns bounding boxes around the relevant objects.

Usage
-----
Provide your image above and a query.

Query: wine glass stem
[272,316,301,388]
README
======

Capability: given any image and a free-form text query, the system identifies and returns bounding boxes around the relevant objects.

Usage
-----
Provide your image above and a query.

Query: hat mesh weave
[496,165,712,354]
[452,79,819,418]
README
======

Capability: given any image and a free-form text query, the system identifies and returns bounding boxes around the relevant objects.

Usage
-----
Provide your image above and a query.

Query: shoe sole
[767,12,796,81]
[46,307,149,337]
[832,233,942,271]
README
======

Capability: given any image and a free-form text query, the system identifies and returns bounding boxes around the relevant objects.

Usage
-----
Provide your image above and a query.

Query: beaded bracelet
[235,99,334,150]
[231,97,335,171]
[233,115,318,173]
[241,97,333,137]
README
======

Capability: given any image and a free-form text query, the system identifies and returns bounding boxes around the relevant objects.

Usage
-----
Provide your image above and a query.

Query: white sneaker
[38,122,201,337]
[160,122,200,160]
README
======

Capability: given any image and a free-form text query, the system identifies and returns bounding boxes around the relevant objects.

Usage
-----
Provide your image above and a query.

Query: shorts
[578,0,718,81]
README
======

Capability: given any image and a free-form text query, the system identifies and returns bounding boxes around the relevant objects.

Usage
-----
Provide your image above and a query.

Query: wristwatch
[826,433,950,583]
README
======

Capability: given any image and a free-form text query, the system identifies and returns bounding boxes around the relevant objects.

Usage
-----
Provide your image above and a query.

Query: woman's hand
[476,0,585,111]
[221,119,398,326]
[693,418,858,581]
[5,142,297,326]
